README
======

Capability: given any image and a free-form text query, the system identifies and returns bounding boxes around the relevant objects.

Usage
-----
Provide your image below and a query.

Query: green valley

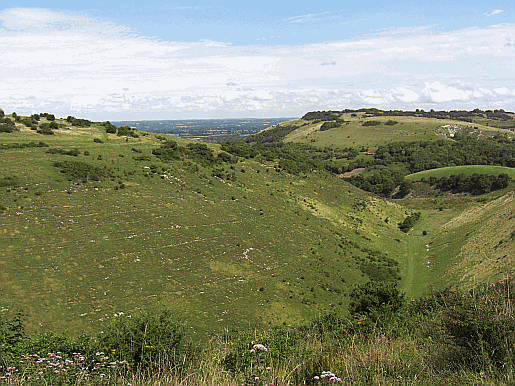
[1,107,515,385]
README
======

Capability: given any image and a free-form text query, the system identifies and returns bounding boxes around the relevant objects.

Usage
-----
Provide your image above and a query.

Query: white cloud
[393,87,420,103]
[1,8,515,119]
[421,82,475,103]
[283,12,331,24]
[494,87,511,95]
[485,10,503,17]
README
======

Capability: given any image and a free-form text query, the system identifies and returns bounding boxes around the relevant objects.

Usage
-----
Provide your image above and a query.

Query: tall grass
[2,278,515,385]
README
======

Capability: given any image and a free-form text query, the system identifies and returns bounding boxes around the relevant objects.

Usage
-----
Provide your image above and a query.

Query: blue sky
[1,1,514,119]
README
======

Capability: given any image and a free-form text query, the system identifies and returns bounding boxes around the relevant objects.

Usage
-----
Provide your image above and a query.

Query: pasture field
[0,116,411,337]
[283,113,515,151]
[406,165,515,181]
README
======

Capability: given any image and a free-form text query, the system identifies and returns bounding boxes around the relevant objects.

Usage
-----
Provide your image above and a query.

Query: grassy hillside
[2,108,515,386]
[406,165,515,181]
[0,112,411,337]
[261,109,515,296]
[2,108,515,341]
[283,111,515,152]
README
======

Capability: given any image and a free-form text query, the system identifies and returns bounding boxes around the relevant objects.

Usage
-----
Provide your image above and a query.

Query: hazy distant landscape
[111,118,293,142]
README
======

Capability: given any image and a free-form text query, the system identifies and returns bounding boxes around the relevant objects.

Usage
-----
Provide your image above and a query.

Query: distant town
[111,118,294,143]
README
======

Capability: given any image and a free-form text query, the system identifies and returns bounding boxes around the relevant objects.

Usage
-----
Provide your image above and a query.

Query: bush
[37,127,54,135]
[362,120,381,127]
[443,279,515,369]
[53,160,112,182]
[96,309,194,371]
[0,176,19,187]
[349,281,405,323]
[398,212,421,233]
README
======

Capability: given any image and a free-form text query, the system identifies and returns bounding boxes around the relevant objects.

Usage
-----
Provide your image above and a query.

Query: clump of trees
[362,120,382,127]
[152,140,236,168]
[384,119,398,126]
[0,117,15,133]
[398,212,421,233]
[302,111,341,121]
[100,121,118,134]
[319,120,348,131]
[46,148,80,157]
[423,173,510,195]
[66,116,91,128]
[0,141,48,150]
[343,166,406,197]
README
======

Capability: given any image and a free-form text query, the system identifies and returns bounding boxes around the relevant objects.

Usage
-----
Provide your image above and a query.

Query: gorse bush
[398,211,421,233]
[53,160,113,182]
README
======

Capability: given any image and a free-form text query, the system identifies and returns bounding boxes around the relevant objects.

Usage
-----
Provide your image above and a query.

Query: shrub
[398,212,421,233]
[443,279,515,369]
[96,309,194,371]
[349,281,405,323]
[362,120,381,126]
[0,123,14,133]
[37,127,54,135]
[0,176,19,187]
[53,160,112,182]
[384,119,398,126]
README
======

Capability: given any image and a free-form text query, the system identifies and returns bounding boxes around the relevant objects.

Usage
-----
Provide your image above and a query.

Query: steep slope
[0,114,410,337]
[430,192,515,287]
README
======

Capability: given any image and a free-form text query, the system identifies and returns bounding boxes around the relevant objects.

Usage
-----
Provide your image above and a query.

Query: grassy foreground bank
[2,278,515,386]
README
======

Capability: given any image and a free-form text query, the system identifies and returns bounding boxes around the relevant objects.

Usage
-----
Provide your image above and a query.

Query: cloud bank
[1,8,515,120]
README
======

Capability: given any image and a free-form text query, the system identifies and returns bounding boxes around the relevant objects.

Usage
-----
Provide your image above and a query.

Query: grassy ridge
[283,113,515,152]
[406,165,515,181]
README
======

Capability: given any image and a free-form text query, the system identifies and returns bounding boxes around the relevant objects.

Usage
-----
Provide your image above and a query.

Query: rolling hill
[1,107,515,339]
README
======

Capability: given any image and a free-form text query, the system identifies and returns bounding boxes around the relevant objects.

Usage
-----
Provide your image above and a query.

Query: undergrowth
[1,278,515,385]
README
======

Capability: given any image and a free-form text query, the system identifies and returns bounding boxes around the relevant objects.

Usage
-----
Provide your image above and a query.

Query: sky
[0,1,514,120]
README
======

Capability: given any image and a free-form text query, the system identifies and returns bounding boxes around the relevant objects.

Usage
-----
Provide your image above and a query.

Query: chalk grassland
[426,192,515,287]
[406,165,515,181]
[0,117,409,337]
[284,114,515,151]
[278,113,515,298]
[389,189,515,301]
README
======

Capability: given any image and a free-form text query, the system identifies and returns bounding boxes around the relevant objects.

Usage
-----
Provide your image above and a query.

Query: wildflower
[252,344,267,352]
